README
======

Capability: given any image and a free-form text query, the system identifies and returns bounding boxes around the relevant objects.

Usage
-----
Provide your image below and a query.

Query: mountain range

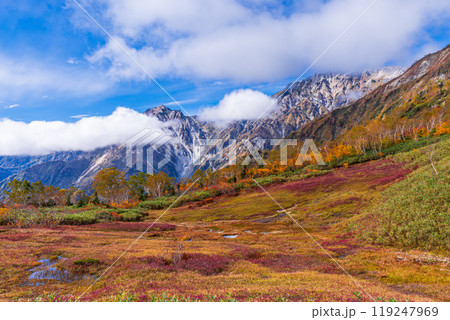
[1,44,449,191]
[289,45,450,142]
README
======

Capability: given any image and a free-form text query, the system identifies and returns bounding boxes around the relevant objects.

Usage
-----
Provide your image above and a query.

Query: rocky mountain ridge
[0,67,406,189]
[289,45,450,143]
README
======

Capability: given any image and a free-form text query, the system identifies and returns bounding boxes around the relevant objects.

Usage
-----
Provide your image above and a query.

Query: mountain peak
[144,105,187,122]
[288,43,450,143]
[145,105,173,114]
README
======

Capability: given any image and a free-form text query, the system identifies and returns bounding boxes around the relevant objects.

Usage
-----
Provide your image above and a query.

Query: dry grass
[0,159,448,302]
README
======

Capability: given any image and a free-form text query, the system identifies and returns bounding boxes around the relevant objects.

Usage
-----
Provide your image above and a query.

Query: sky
[0,0,449,155]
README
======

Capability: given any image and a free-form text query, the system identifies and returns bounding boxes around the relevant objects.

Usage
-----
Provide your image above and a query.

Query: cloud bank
[83,0,450,83]
[0,107,171,156]
[199,89,278,126]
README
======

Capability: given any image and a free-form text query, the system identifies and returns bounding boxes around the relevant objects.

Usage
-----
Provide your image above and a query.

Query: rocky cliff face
[220,67,405,142]
[289,45,450,143]
[0,105,217,189]
[0,67,405,189]
[212,68,404,162]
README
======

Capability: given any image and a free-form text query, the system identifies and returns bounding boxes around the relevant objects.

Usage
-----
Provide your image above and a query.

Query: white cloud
[199,89,278,126]
[84,0,450,83]
[70,114,90,119]
[0,107,172,156]
[4,104,20,109]
[67,58,80,65]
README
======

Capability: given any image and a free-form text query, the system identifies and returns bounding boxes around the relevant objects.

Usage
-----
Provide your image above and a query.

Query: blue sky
[0,0,449,125]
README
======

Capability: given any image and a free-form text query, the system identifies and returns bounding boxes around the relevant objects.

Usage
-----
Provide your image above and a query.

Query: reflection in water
[223,235,238,239]
[24,256,85,287]
[29,267,79,282]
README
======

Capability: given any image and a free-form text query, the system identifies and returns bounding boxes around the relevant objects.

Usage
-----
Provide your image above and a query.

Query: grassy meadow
[0,136,448,301]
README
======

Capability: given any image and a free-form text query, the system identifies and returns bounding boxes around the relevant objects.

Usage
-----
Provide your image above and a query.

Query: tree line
[1,169,178,207]
[323,108,449,162]
[2,106,448,207]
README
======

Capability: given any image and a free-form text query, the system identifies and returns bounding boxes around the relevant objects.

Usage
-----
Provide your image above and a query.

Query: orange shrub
[111,199,139,209]
[110,211,121,220]
[434,122,450,136]
[325,144,355,162]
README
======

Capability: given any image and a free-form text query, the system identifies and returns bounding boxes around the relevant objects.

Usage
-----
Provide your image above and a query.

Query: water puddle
[22,256,87,287]
[223,234,238,239]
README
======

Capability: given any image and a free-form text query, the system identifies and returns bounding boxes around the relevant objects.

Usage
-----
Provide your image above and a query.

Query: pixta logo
[193,138,325,166]
[125,129,174,174]
[126,128,325,174]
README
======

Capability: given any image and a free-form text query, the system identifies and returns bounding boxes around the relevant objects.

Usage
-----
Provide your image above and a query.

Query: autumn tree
[366,120,388,152]
[239,165,248,179]
[41,185,66,207]
[128,172,150,200]
[90,191,100,205]
[146,171,174,198]
[189,169,205,187]
[29,181,45,206]
[435,121,450,136]
[204,168,221,186]
[73,189,89,207]
[219,165,240,182]
[92,167,129,203]
[324,144,354,163]
[345,125,368,155]
[3,179,31,205]
[3,179,47,206]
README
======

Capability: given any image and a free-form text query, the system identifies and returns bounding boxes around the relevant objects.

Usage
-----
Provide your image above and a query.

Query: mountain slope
[0,68,406,189]
[0,107,215,190]
[218,68,404,143]
[288,45,450,143]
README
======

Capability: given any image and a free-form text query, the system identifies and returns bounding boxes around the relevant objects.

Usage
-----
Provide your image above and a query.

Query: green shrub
[136,197,175,210]
[119,210,143,222]
[389,136,450,167]
[253,176,275,186]
[96,210,118,222]
[233,183,246,192]
[74,258,100,266]
[135,191,222,210]
[177,190,218,205]
[355,149,450,251]
[61,212,98,225]
[0,209,63,227]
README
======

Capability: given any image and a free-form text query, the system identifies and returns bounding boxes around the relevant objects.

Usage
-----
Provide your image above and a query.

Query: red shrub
[251,253,323,272]
[138,253,230,276]
[178,253,230,275]
[0,233,32,241]
[88,222,176,232]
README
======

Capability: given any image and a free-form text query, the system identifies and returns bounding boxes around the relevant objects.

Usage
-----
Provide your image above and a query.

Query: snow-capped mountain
[0,67,405,189]
[290,45,450,143]
[218,67,405,143]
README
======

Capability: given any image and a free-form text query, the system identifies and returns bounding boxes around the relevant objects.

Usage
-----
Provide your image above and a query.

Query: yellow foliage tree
[434,122,450,136]
[146,171,174,198]
[92,167,129,204]
[324,144,354,163]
